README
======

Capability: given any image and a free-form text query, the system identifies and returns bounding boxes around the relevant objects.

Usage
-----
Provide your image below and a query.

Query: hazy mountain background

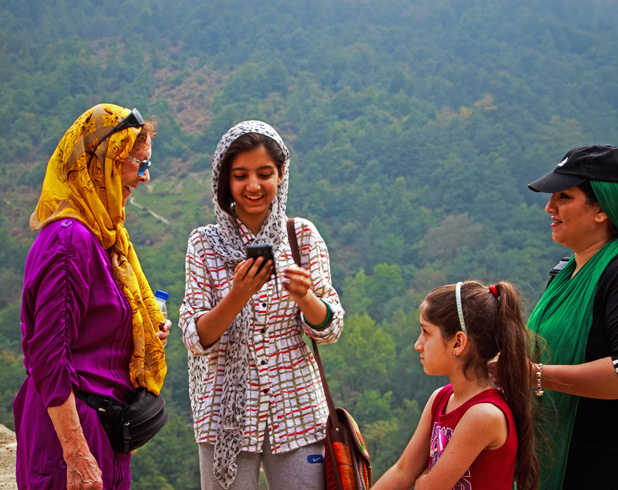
[2,0,618,486]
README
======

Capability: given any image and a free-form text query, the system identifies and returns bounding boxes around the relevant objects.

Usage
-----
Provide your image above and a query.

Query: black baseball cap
[528,145,618,193]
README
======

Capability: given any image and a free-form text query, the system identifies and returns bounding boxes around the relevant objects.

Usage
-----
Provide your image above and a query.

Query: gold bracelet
[535,363,544,397]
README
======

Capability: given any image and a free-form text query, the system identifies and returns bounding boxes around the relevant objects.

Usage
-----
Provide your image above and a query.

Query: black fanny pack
[77,387,168,453]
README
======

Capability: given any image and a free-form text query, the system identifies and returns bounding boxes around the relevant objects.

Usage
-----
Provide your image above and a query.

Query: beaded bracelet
[535,363,544,397]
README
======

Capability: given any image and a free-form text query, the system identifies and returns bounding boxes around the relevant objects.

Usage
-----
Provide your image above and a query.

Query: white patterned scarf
[200,121,290,488]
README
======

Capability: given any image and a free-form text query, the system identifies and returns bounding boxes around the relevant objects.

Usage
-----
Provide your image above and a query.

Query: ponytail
[492,283,539,490]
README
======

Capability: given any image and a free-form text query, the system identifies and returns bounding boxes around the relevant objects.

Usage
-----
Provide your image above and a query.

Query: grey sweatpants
[198,436,325,490]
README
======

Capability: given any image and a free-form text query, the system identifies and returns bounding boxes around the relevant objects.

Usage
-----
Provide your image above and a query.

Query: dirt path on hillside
[0,425,16,489]
[129,197,170,225]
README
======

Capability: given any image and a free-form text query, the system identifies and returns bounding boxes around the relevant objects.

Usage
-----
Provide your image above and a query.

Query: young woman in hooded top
[179,120,344,490]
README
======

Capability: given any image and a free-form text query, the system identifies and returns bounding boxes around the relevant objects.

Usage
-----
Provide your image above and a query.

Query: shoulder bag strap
[286,218,338,419]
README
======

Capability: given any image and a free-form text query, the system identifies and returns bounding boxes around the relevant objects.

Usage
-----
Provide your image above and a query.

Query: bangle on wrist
[535,363,544,397]
[304,300,333,330]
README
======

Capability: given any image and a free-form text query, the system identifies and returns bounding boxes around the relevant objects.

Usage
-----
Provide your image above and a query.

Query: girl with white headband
[373,281,539,490]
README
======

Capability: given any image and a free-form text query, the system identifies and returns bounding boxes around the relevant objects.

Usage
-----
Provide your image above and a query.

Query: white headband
[455,282,468,335]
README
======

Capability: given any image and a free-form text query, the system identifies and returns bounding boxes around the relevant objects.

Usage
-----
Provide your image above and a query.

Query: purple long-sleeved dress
[13,218,135,489]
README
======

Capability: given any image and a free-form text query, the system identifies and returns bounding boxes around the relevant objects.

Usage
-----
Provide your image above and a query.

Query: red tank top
[429,384,518,490]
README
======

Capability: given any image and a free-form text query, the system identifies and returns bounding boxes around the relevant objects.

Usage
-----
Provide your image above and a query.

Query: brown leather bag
[287,218,372,490]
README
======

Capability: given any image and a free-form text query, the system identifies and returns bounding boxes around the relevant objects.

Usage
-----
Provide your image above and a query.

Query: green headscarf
[591,180,618,228]
[528,179,618,489]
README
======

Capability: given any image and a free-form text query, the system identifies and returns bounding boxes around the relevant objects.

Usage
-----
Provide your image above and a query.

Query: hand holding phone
[246,244,274,274]
[245,243,278,294]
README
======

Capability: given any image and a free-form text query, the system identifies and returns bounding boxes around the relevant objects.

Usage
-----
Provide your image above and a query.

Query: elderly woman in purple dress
[13,104,169,489]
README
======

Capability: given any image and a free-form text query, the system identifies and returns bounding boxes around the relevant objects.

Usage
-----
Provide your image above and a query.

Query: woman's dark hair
[577,181,618,237]
[217,132,286,215]
[578,180,597,204]
[421,281,539,490]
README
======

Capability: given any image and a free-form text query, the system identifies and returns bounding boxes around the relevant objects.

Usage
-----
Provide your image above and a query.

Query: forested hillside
[2,0,618,486]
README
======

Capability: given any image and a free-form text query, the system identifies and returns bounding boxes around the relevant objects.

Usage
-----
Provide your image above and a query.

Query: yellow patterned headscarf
[30,103,166,395]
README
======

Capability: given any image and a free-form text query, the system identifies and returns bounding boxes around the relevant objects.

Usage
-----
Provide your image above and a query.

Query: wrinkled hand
[231,258,274,301]
[64,442,103,490]
[282,265,312,303]
[158,319,171,347]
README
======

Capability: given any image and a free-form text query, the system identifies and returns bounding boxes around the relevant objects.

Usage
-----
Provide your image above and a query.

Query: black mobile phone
[246,244,274,273]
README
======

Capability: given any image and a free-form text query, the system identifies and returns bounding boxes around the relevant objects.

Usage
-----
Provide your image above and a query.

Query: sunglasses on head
[92,108,144,153]
[126,155,152,176]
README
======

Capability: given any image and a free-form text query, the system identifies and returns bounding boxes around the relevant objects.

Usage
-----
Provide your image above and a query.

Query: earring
[453,353,458,358]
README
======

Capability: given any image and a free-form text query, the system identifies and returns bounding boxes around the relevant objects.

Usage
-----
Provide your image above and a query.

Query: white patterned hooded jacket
[178,120,344,488]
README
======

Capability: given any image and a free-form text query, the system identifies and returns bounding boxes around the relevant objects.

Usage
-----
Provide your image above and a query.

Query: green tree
[341,269,370,316]
[0,351,26,430]
[323,314,395,406]
[130,408,200,489]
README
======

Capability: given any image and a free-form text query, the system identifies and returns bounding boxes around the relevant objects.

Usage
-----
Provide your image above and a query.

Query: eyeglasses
[126,155,152,176]
[93,108,144,153]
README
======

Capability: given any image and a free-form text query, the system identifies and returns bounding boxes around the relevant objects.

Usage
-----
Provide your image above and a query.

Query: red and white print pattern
[179,218,344,454]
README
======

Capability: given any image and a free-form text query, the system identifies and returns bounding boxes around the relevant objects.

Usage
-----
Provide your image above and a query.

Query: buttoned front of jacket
[179,217,344,453]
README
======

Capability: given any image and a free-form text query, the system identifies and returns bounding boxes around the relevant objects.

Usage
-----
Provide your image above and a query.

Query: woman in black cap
[527,145,618,489]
